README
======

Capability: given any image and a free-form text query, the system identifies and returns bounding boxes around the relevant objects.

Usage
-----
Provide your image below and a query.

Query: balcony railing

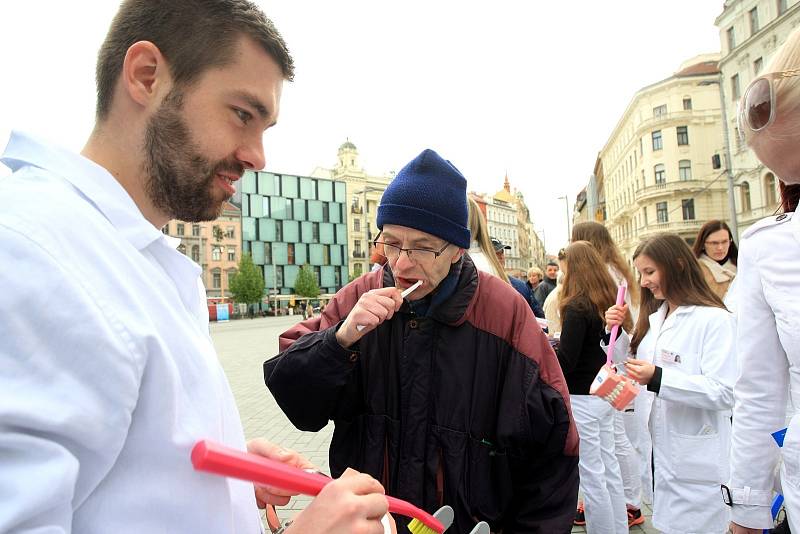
[350,205,364,214]
[352,251,366,258]
[634,179,712,202]
[636,219,705,236]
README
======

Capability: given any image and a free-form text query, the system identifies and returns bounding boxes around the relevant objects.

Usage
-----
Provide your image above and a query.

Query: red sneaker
[574,501,586,526]
[627,507,645,527]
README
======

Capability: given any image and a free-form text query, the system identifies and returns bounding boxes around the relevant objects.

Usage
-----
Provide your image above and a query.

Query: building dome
[339,139,357,152]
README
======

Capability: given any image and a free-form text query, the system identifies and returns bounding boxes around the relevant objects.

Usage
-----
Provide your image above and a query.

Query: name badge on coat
[659,349,682,365]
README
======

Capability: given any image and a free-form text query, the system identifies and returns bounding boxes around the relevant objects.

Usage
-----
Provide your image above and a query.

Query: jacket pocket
[670,430,723,483]
[466,435,513,523]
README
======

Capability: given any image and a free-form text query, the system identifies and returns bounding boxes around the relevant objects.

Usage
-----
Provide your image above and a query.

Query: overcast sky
[0,1,724,253]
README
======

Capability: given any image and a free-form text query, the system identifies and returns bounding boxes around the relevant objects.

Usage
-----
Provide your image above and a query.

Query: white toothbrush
[356,280,422,332]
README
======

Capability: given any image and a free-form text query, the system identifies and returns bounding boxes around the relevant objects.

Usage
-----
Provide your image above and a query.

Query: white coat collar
[1,130,165,251]
[648,302,694,334]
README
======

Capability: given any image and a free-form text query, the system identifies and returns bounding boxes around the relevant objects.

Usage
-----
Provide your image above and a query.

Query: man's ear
[451,248,466,264]
[121,41,170,111]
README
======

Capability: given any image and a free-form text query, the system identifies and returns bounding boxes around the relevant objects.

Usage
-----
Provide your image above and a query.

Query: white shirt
[729,211,800,529]
[0,132,260,533]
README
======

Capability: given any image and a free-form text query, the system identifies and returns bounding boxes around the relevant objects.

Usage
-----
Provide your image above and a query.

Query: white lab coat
[634,303,737,534]
[728,211,800,530]
[0,132,260,533]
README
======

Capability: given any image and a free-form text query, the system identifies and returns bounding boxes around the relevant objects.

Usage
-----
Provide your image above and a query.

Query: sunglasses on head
[738,69,800,143]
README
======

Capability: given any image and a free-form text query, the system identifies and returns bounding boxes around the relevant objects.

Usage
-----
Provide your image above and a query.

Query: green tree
[294,264,320,298]
[229,253,265,314]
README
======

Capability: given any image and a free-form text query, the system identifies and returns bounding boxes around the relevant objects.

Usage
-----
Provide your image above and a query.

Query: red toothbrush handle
[191,439,329,496]
[191,440,445,533]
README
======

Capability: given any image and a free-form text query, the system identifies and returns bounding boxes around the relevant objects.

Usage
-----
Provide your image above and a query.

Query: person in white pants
[555,242,629,534]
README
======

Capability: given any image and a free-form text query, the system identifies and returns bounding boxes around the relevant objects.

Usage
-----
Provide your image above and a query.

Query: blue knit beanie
[377,149,470,249]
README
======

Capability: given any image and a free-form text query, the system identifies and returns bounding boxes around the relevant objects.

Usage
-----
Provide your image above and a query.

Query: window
[312,222,320,242]
[162,226,169,235]
[275,221,283,242]
[679,160,692,181]
[682,97,692,110]
[656,202,668,223]
[741,181,752,212]
[765,173,777,205]
[654,164,666,184]
[354,218,360,232]
[212,246,222,261]
[227,270,236,288]
[754,57,763,76]
[354,239,362,255]
[191,245,200,263]
[323,245,330,265]
[653,104,667,118]
[731,74,741,101]
[749,7,759,35]
[227,246,235,261]
[727,26,736,50]
[212,270,221,289]
[682,199,696,221]
[779,0,788,15]
[652,130,663,151]
[176,223,185,235]
[178,244,186,255]
[225,226,235,239]
[192,224,200,237]
[322,203,329,222]
[314,266,322,285]
[643,206,648,225]
[287,243,295,265]
[676,126,689,145]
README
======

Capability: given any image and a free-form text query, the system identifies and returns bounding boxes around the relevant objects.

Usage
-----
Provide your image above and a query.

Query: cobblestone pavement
[212,316,658,532]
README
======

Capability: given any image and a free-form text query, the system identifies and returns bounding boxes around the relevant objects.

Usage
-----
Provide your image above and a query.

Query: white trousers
[571,395,629,534]
[614,409,643,508]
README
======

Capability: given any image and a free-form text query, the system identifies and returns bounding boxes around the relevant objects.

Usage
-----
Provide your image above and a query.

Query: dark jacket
[510,276,545,318]
[534,277,557,306]
[265,257,579,533]
[555,301,608,395]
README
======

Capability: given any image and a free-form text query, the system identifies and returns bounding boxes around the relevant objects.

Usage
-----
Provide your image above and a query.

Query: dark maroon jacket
[265,256,579,533]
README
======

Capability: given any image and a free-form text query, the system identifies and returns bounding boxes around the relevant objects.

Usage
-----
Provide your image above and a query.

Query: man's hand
[246,439,315,508]
[604,303,628,329]
[336,287,404,348]
[624,358,656,385]
[286,468,390,534]
[729,522,763,533]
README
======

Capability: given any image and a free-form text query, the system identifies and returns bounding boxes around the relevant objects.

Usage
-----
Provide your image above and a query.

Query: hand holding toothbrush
[336,281,422,349]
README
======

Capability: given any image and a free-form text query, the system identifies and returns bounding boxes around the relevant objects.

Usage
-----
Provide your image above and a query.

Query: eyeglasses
[738,69,800,141]
[704,239,730,248]
[373,240,450,264]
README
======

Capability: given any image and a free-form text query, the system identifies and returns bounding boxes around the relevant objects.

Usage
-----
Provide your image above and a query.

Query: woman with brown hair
[691,220,737,301]
[605,233,737,534]
[556,241,629,534]
[571,221,647,527]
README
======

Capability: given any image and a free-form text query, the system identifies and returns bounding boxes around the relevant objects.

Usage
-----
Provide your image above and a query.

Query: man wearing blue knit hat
[266,149,579,533]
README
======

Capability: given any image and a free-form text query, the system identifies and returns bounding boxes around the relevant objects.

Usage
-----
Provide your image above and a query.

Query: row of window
[651,126,689,151]
[730,56,764,102]
[245,240,348,268]
[241,171,347,204]
[175,244,236,262]
[260,263,347,293]
[241,217,348,247]
[652,98,693,119]
[726,1,788,53]
[243,193,345,225]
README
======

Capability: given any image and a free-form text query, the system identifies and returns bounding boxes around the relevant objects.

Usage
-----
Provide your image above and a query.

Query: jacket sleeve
[657,310,737,411]
[504,301,580,532]
[266,276,373,432]
[728,237,788,529]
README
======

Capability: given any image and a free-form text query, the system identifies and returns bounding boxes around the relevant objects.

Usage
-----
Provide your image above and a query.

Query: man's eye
[235,108,252,124]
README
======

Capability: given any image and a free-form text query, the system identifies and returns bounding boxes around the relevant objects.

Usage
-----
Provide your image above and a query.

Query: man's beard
[143,89,243,222]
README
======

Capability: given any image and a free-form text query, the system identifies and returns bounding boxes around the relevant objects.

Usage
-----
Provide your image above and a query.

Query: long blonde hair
[467,197,509,283]
[571,221,639,304]
[559,241,632,331]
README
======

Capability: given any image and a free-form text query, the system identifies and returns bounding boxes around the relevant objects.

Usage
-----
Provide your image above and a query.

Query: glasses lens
[746,78,772,131]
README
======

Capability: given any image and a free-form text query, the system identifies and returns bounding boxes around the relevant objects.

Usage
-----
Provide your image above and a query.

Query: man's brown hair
[95,0,294,120]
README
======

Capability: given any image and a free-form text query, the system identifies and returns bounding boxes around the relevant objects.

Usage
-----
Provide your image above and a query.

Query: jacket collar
[382,254,479,325]
[1,130,164,251]
[648,302,695,334]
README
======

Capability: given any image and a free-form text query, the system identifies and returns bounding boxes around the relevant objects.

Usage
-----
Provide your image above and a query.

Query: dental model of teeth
[589,365,639,411]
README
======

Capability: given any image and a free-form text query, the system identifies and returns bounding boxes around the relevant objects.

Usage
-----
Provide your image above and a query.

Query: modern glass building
[238,170,349,309]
